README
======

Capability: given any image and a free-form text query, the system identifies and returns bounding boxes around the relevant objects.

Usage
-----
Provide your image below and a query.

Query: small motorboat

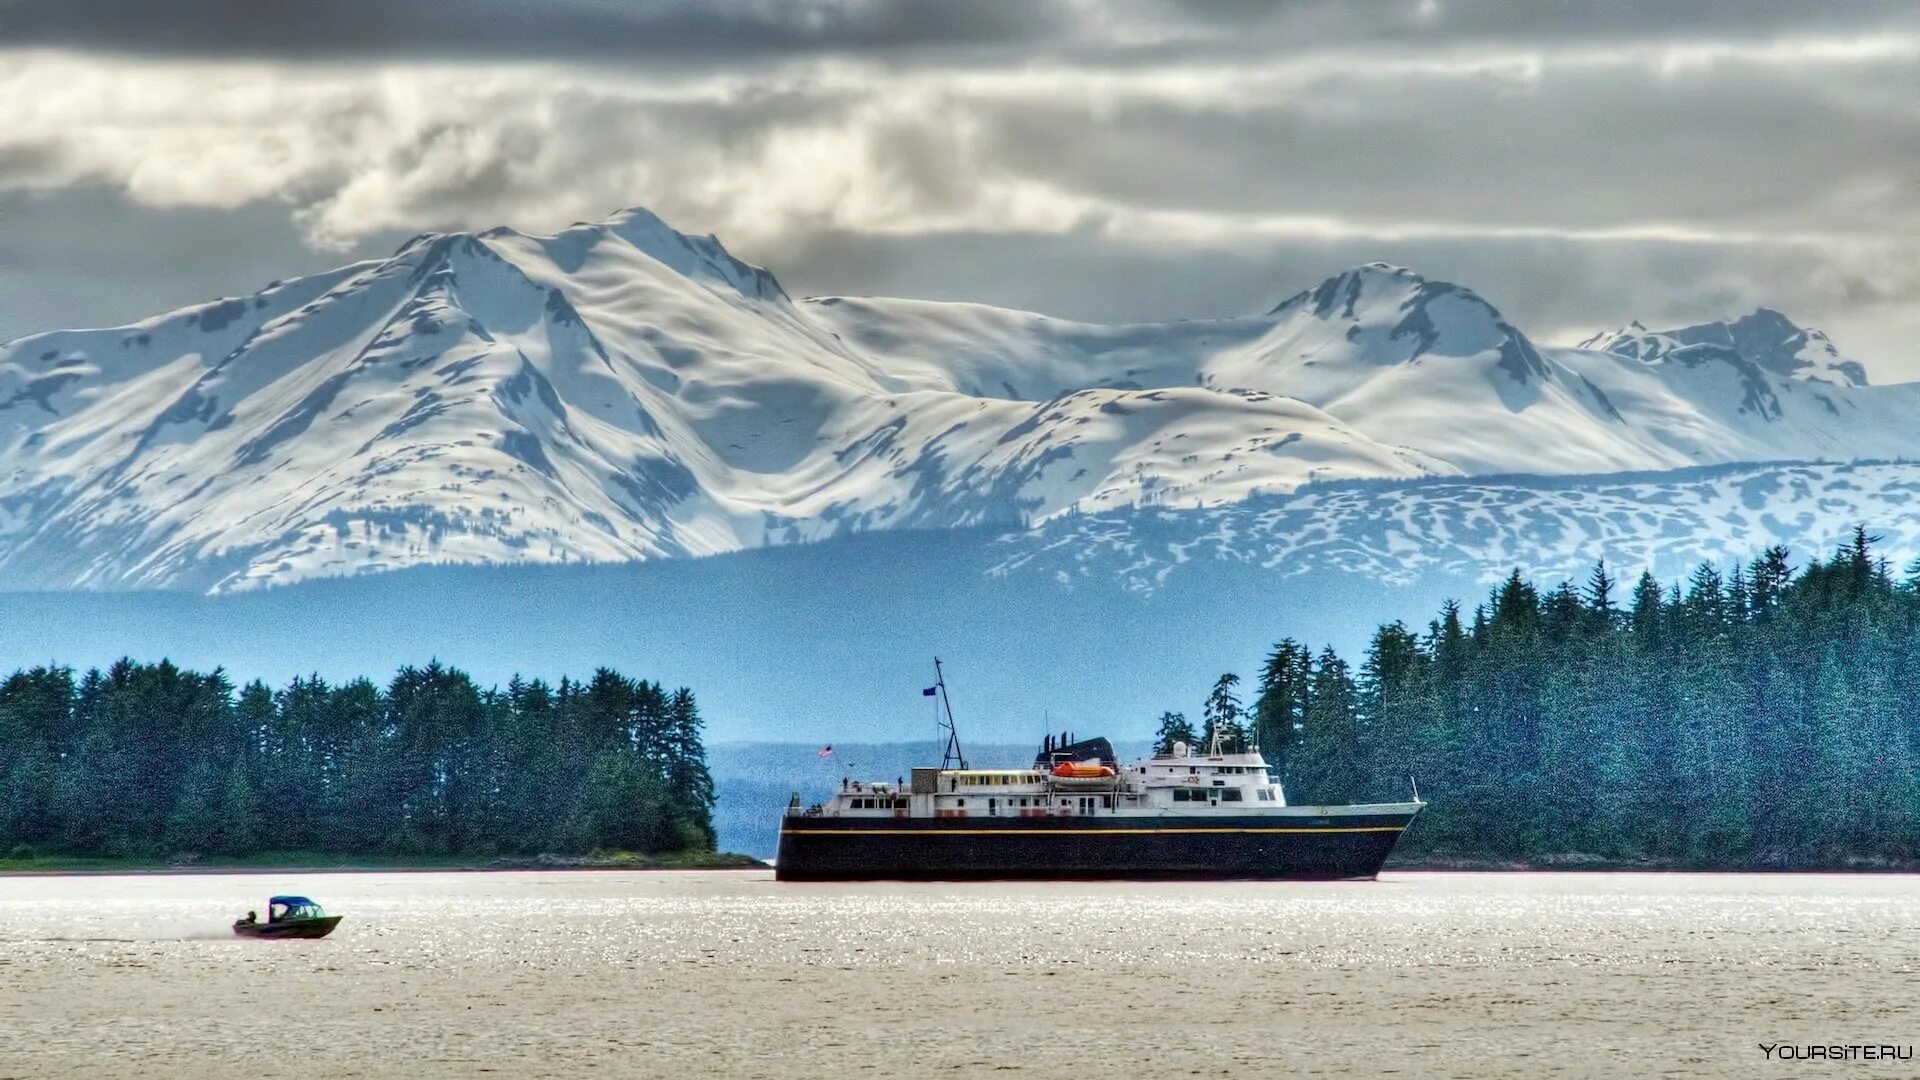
[233,895,343,939]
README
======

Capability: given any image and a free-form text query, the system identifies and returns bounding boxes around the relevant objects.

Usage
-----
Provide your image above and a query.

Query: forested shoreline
[1176,530,1920,869]
[0,660,719,863]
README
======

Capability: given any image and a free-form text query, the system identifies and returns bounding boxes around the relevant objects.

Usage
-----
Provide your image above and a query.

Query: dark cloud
[772,226,1920,346]
[23,0,1915,67]
[2,0,1918,377]
[0,188,399,342]
[971,64,1920,234]
[1152,0,1920,44]
[0,0,1065,61]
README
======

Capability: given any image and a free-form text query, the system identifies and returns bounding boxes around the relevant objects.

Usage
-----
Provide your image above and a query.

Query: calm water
[0,871,1915,1078]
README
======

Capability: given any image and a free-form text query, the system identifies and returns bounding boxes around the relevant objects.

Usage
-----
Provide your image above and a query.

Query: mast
[933,657,968,770]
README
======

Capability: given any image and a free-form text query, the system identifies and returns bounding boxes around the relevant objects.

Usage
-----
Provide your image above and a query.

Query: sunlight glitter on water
[2,871,1917,1078]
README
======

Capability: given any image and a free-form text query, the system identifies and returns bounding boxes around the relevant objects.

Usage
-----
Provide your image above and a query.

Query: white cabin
[798,741,1292,821]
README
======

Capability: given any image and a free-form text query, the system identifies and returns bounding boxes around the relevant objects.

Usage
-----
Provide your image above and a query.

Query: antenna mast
[933,657,968,770]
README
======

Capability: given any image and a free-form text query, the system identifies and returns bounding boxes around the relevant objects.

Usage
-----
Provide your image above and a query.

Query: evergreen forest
[0,660,715,861]
[1164,531,1920,868]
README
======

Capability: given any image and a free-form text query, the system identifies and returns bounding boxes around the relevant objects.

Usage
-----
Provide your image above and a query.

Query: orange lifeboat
[1051,761,1115,779]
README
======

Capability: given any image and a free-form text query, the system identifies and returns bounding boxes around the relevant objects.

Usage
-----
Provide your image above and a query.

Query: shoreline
[1389,856,1920,874]
[0,852,770,877]
[11,861,1920,878]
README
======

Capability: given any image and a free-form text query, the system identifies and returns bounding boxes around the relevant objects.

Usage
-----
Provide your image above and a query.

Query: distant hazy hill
[0,458,1914,750]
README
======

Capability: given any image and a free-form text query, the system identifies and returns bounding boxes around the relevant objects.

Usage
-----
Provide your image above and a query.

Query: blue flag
[923,686,939,696]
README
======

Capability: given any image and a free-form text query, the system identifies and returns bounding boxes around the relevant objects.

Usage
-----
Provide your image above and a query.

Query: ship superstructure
[776,670,1422,881]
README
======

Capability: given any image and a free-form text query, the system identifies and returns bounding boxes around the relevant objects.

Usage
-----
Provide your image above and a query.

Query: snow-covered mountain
[0,207,1912,592]
[990,460,1920,596]
[1580,308,1869,389]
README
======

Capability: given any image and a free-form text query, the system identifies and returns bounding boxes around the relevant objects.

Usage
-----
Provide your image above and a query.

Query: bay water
[1,870,1914,1077]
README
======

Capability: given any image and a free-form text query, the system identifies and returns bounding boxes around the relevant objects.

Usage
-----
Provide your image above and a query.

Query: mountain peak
[1267,262,1424,318]
[394,207,789,304]
[1587,308,1866,387]
[596,206,789,303]
[1253,264,1547,387]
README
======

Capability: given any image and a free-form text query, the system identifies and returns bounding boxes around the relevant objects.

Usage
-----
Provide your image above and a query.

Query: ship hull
[775,808,1419,882]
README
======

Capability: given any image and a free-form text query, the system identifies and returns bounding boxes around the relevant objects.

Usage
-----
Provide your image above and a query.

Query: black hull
[775,811,1417,882]
[232,916,342,939]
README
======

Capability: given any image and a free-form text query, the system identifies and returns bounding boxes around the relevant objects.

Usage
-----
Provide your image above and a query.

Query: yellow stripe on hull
[781,826,1405,836]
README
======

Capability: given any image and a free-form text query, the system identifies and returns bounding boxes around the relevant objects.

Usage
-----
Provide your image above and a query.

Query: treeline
[1181,530,1920,867]
[0,660,715,860]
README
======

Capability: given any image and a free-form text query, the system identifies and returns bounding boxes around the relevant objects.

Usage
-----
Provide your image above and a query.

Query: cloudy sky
[3,0,1918,375]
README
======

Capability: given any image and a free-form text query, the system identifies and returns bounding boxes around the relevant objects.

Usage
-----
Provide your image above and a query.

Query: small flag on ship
[923,686,938,696]
[817,745,833,758]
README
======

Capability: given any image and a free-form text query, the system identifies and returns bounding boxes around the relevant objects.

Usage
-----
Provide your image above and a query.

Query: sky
[3,0,1918,377]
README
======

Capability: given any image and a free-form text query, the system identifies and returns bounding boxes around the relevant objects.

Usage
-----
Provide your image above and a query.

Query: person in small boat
[240,911,257,925]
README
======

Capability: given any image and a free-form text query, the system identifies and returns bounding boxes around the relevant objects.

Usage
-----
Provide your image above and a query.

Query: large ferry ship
[775,664,1422,882]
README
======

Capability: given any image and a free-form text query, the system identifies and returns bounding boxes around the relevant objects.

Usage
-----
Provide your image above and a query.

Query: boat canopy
[268,895,315,907]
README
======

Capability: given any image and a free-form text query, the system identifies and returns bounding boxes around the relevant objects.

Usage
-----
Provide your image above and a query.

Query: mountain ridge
[0,206,1909,592]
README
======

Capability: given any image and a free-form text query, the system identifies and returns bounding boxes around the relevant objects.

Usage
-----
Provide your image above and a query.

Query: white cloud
[2,18,1918,374]
[7,42,1915,250]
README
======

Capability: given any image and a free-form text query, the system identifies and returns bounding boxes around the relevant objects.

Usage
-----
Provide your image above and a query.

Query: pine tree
[1290,648,1360,803]
[0,657,720,862]
[1201,673,1246,753]
[1629,570,1665,645]
[1584,561,1617,623]
[165,760,227,855]
[1357,622,1426,804]
[1153,711,1196,755]
[663,688,716,851]
[216,757,266,856]
[1251,640,1310,774]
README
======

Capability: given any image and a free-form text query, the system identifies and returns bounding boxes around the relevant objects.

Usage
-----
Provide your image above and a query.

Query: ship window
[1258,789,1275,801]
[957,799,966,807]
[1172,789,1200,802]
[1221,789,1244,802]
